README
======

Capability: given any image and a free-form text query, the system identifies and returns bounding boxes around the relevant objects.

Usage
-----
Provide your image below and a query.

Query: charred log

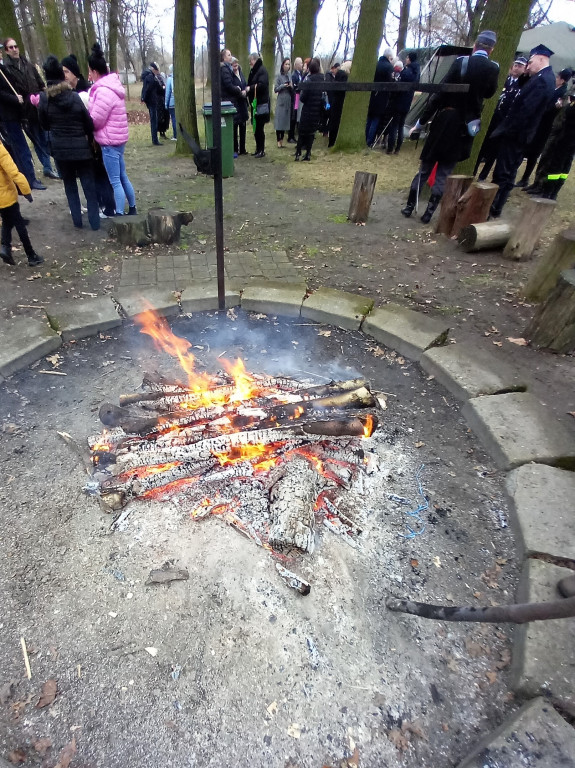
[268,457,321,554]
[276,563,311,595]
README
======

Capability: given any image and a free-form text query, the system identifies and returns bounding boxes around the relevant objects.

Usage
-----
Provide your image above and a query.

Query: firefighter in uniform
[489,44,556,219]
[401,30,499,224]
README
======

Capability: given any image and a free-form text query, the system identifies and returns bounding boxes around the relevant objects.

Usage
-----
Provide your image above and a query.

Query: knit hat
[150,62,159,70]
[61,54,81,78]
[43,55,65,82]
[476,30,497,47]
[407,50,417,61]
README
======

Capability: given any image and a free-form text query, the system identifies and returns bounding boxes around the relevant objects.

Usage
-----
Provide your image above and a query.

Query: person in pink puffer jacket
[87,43,137,216]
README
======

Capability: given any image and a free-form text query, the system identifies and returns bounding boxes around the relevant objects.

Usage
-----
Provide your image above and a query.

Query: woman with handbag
[295,57,324,162]
[247,53,269,158]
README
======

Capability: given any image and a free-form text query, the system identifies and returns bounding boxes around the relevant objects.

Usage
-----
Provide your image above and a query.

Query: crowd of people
[220,50,353,161]
[0,38,138,268]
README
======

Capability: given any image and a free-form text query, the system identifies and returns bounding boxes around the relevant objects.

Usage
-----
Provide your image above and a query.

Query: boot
[294,151,301,161]
[401,188,417,218]
[128,206,138,215]
[0,245,15,266]
[27,251,44,267]
[303,151,311,161]
[421,193,441,224]
[525,183,543,195]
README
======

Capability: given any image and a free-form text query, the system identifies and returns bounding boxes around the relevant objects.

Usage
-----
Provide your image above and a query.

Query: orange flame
[212,443,269,466]
[220,357,256,402]
[363,414,375,438]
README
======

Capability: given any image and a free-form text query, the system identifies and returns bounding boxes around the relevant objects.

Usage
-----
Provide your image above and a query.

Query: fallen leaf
[495,648,511,670]
[318,329,332,337]
[33,738,52,756]
[465,637,487,658]
[481,563,502,590]
[492,341,503,347]
[36,678,58,708]
[402,721,427,741]
[387,728,409,752]
[507,337,528,346]
[53,738,76,768]
[433,556,441,568]
[7,748,26,764]
[410,559,419,568]
[226,308,237,320]
[486,670,497,685]
[266,700,278,716]
[447,657,459,672]
[46,354,61,368]
[341,746,360,767]
[397,356,406,365]
[414,441,425,448]
[287,723,301,738]
[102,265,112,272]
[26,273,42,281]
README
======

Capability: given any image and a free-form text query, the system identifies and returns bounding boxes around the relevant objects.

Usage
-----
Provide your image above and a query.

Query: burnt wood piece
[450,182,498,238]
[302,415,378,437]
[435,175,473,237]
[110,214,151,247]
[146,208,194,245]
[142,371,192,391]
[146,567,189,585]
[523,229,575,302]
[99,403,161,434]
[457,221,513,252]
[268,457,321,554]
[525,269,575,353]
[348,171,377,224]
[276,563,311,595]
[385,594,575,623]
[503,197,557,261]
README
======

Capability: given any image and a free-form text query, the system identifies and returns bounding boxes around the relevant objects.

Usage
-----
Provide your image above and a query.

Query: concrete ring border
[1,280,575,763]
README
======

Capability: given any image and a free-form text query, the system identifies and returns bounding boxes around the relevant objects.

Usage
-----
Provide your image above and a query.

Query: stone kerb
[301,287,374,330]
[112,288,181,319]
[180,282,240,314]
[0,316,61,380]
[363,304,449,361]
[241,281,308,317]
[46,296,122,342]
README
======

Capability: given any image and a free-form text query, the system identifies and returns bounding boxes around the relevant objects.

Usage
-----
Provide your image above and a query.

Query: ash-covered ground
[0,311,519,768]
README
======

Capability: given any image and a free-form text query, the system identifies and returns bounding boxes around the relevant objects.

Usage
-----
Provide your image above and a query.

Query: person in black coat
[294,57,324,161]
[38,56,100,230]
[401,30,499,224]
[141,62,165,145]
[537,95,575,200]
[246,53,269,158]
[0,63,42,188]
[386,52,420,154]
[476,56,527,180]
[231,58,249,156]
[366,49,394,146]
[518,66,572,187]
[489,44,557,218]
[328,61,350,148]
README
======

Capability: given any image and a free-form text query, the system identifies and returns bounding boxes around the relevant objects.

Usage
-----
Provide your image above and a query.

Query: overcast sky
[150,0,575,58]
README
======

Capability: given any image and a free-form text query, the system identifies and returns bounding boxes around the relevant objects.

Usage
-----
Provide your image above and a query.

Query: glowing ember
[88,307,383,561]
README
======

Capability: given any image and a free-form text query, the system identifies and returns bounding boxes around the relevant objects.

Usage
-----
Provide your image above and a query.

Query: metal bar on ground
[208,0,225,310]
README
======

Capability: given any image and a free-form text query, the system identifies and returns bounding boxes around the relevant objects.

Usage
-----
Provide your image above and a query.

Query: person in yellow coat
[0,140,43,266]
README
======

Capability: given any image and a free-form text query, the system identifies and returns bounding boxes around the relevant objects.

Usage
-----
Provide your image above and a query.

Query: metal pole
[208,0,225,310]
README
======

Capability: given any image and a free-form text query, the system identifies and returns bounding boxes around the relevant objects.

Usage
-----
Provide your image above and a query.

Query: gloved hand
[24,193,33,202]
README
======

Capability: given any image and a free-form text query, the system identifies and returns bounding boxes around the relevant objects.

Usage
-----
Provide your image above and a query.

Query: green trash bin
[203,101,237,178]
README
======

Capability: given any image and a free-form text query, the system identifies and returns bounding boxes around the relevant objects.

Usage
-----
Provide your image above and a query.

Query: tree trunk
[503,197,556,261]
[434,174,473,236]
[82,0,98,48]
[44,0,68,60]
[524,229,575,303]
[525,269,575,353]
[110,215,151,247]
[17,0,38,64]
[334,0,389,152]
[30,0,48,59]
[0,0,25,53]
[262,0,280,82]
[348,171,377,223]
[66,0,84,61]
[147,208,194,244]
[291,0,321,59]
[451,181,498,237]
[396,0,411,53]
[108,0,119,71]
[456,0,532,177]
[174,0,200,155]
[457,221,513,252]
[223,0,250,71]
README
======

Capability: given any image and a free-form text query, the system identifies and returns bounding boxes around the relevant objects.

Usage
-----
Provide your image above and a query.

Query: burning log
[268,457,321,554]
[276,563,311,595]
[99,403,164,434]
[302,414,377,437]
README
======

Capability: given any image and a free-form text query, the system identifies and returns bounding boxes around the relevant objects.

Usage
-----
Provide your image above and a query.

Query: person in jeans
[2,37,59,181]
[141,62,165,145]
[38,56,100,230]
[165,64,176,140]
[87,44,137,217]
[0,140,42,267]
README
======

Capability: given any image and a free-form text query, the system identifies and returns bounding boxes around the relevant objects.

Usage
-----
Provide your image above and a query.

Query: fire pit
[0,310,518,768]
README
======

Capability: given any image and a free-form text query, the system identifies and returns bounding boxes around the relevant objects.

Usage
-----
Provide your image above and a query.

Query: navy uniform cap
[529,44,554,58]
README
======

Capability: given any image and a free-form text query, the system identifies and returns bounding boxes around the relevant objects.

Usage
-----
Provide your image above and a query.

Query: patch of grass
[327,213,348,224]
[434,305,463,315]
[306,245,319,258]
[460,273,495,286]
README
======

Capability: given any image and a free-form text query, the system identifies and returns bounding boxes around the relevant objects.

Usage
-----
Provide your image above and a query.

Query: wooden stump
[110,215,150,247]
[147,208,194,245]
[348,171,377,223]
[525,269,575,353]
[451,182,498,238]
[523,229,575,303]
[458,221,513,252]
[503,197,557,261]
[435,175,473,236]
